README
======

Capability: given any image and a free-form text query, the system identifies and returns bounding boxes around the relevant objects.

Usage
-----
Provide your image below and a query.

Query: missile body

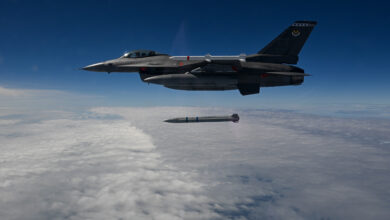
[164,114,239,123]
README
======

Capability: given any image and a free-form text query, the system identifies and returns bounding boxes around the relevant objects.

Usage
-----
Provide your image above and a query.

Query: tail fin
[231,114,239,123]
[257,21,317,64]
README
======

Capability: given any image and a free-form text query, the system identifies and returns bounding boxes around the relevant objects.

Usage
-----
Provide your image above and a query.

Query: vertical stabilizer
[257,21,317,64]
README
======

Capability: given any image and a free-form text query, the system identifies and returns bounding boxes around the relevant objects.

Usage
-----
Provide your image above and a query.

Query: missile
[164,114,239,123]
[144,73,237,88]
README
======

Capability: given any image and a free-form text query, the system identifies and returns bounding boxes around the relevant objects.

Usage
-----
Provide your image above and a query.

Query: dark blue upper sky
[0,0,389,108]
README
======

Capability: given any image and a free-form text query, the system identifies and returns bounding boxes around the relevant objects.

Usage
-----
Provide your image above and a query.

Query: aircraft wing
[119,61,208,69]
[119,63,179,68]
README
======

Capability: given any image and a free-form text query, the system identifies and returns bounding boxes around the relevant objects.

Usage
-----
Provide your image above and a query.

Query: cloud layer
[0,116,217,220]
[1,106,390,220]
[94,107,390,220]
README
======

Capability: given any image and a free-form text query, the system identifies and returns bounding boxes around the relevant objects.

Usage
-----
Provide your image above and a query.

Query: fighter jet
[83,21,316,95]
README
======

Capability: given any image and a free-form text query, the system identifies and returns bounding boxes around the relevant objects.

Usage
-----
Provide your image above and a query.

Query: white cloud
[0,86,103,114]
[0,85,83,98]
[0,119,20,125]
[0,86,28,96]
[92,107,390,220]
[1,106,390,220]
[0,115,219,220]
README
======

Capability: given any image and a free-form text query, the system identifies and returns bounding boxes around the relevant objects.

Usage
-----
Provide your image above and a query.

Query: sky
[0,0,389,110]
[1,1,390,220]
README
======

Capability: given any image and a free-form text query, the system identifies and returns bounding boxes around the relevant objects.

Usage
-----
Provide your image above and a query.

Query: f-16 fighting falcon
[83,21,316,95]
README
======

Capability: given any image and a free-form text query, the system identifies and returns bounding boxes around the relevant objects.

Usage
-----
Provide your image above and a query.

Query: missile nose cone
[144,76,164,84]
[164,118,177,123]
[143,77,154,83]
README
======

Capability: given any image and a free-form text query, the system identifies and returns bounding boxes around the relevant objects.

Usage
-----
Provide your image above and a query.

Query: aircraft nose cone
[82,63,103,71]
[82,62,113,72]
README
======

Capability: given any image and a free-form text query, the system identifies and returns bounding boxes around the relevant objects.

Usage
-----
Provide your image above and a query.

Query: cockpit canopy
[121,50,160,58]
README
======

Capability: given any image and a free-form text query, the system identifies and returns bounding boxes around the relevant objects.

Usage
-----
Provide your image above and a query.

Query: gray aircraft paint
[83,21,317,95]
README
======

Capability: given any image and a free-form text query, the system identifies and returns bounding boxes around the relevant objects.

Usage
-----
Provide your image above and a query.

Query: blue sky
[0,0,389,109]
[1,2,390,219]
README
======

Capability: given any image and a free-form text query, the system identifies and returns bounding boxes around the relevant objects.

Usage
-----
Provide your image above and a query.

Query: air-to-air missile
[164,114,239,123]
